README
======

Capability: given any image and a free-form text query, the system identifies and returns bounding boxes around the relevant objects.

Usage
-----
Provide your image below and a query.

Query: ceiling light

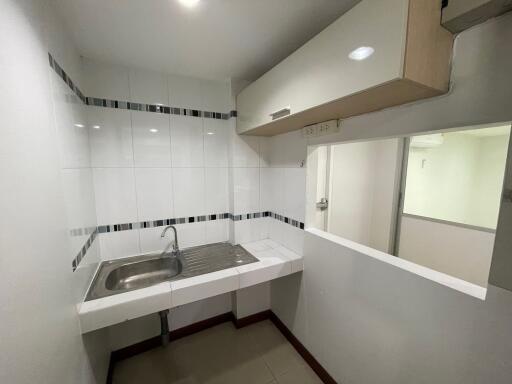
[74,123,84,128]
[179,0,200,8]
[149,128,159,133]
[207,132,214,135]
[348,46,375,61]
[92,125,101,129]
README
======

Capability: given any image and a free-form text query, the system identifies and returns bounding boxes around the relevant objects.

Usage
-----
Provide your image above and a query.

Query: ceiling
[53,0,360,81]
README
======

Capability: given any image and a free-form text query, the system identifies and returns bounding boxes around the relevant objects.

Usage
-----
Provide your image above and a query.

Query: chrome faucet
[161,225,180,257]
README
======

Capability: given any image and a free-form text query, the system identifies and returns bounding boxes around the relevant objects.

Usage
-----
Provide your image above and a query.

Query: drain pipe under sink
[158,310,170,347]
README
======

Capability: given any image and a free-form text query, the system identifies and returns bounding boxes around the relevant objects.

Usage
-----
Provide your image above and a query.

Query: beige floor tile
[112,320,321,384]
[275,363,323,384]
[260,338,306,377]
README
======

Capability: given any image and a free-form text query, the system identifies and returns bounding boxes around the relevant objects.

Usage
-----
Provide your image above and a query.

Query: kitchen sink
[104,256,182,291]
[85,242,258,301]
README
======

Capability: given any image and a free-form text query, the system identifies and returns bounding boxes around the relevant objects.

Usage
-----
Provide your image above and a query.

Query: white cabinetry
[237,0,453,136]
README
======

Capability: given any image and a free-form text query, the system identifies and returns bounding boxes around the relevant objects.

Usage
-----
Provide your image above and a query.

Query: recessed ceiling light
[348,46,375,61]
[74,123,84,128]
[179,0,200,8]
[149,128,159,133]
[92,125,101,129]
[206,132,214,135]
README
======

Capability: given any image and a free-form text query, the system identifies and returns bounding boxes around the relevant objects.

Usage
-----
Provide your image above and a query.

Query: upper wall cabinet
[236,0,454,136]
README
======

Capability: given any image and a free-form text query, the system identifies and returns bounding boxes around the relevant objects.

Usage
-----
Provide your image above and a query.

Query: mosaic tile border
[71,211,304,271]
[97,213,231,234]
[72,229,97,272]
[49,53,237,120]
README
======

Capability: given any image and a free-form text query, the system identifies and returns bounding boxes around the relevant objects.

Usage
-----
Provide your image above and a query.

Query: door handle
[316,197,328,210]
[270,107,291,120]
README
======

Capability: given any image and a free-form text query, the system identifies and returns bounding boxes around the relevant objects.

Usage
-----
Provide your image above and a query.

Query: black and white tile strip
[71,212,304,271]
[49,53,237,120]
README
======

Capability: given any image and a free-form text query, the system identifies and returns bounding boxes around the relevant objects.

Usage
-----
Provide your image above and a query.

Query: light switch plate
[317,120,339,136]
[302,124,318,138]
[302,120,339,138]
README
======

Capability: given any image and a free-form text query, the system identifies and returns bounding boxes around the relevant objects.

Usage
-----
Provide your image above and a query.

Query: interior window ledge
[305,227,488,300]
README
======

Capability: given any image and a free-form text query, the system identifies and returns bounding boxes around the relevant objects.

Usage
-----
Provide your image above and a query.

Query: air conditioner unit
[410,134,444,148]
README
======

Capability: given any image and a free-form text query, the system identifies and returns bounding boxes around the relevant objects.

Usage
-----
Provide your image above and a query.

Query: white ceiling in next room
[53,0,361,81]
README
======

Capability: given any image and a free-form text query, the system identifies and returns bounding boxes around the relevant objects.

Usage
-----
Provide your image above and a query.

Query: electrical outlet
[302,123,318,138]
[302,120,339,138]
[317,120,339,136]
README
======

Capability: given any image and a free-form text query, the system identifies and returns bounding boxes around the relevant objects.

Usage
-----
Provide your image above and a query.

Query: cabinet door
[237,0,409,134]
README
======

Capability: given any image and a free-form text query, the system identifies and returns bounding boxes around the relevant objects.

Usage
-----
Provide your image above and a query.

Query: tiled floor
[113,320,323,384]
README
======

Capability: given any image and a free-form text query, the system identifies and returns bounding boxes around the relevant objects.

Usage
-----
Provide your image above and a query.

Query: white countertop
[78,239,303,334]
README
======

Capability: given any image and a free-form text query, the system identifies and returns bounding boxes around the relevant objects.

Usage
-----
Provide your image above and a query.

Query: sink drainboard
[85,242,258,301]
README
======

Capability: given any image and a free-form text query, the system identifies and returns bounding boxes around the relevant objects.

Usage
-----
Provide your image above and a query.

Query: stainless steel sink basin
[104,256,182,291]
[85,242,258,301]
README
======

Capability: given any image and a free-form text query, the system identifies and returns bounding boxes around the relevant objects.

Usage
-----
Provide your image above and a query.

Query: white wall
[472,133,511,227]
[47,16,101,306]
[272,231,512,384]
[0,1,108,383]
[268,11,512,384]
[327,138,400,253]
[404,130,509,229]
[398,216,495,286]
[263,130,308,255]
[83,59,233,259]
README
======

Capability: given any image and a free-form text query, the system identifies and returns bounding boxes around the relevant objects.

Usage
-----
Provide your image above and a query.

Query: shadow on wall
[82,328,111,384]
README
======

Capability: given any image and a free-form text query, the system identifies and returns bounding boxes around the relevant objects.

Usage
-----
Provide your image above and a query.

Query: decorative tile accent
[48,53,236,121]
[70,211,304,272]
[48,53,87,104]
[72,229,98,272]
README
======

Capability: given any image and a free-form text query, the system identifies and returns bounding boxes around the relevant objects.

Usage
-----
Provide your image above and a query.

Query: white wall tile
[129,69,169,105]
[168,75,202,110]
[51,74,90,168]
[205,168,229,213]
[82,58,130,100]
[201,80,230,112]
[88,108,133,167]
[172,168,206,217]
[61,168,97,230]
[260,168,273,213]
[269,168,284,214]
[259,137,271,168]
[206,219,229,244]
[268,218,285,246]
[175,222,206,249]
[283,168,306,221]
[270,130,307,168]
[170,115,204,167]
[131,111,171,167]
[231,130,260,167]
[73,240,100,303]
[134,168,173,221]
[204,119,229,167]
[93,168,137,225]
[281,224,305,256]
[234,218,267,244]
[254,217,270,241]
[99,231,140,260]
[139,227,169,254]
[233,168,260,215]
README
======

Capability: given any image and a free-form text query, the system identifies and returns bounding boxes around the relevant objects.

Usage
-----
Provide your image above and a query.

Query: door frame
[392,137,410,257]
